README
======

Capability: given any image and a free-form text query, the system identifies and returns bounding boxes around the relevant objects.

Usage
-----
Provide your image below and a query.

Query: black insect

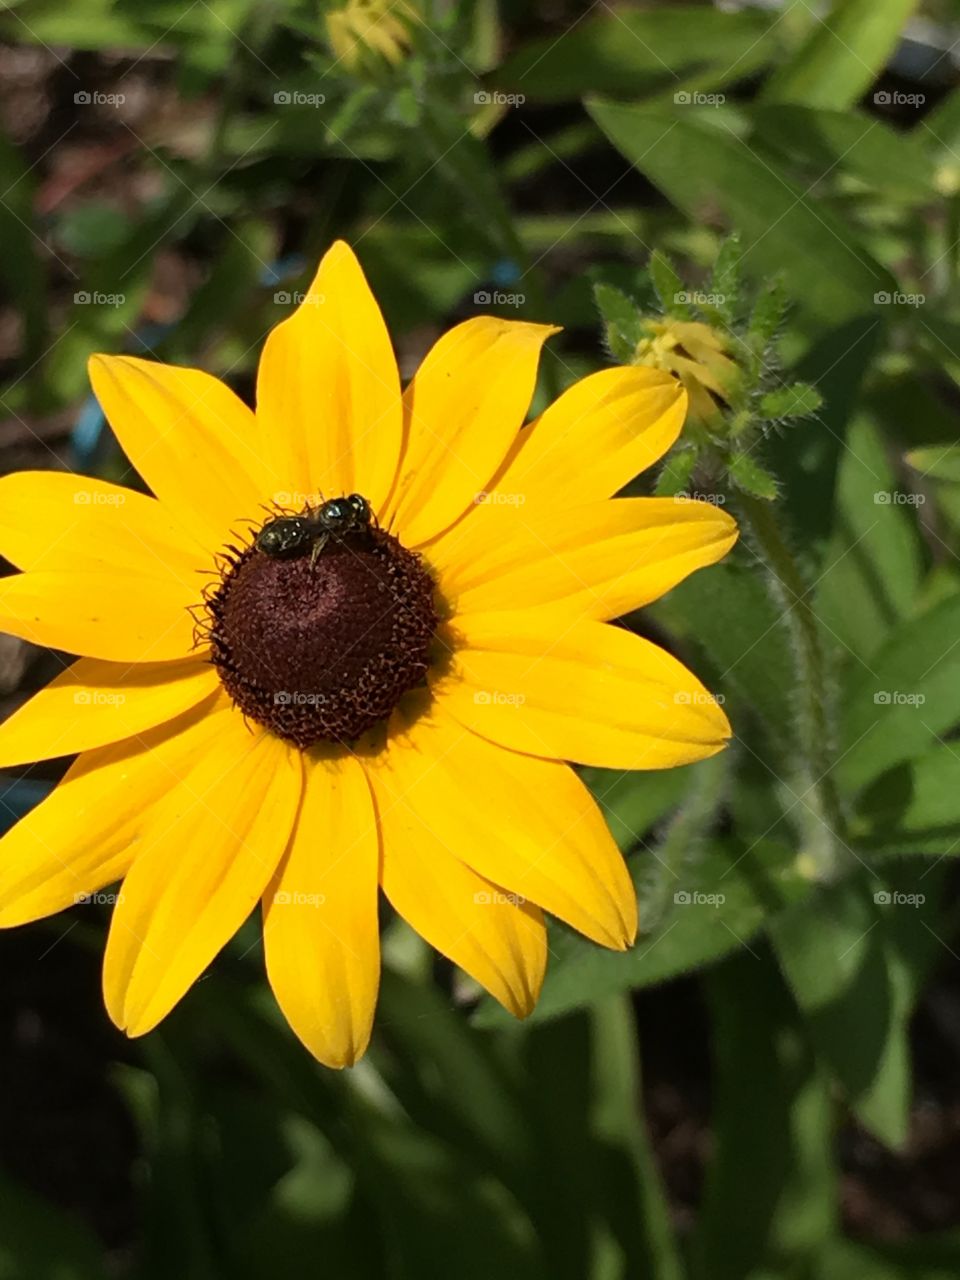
[255,493,373,565]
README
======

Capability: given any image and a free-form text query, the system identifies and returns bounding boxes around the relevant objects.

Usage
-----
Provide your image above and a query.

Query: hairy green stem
[736,494,848,880]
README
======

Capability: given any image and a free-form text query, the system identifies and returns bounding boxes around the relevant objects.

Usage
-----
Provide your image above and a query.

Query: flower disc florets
[207,510,438,747]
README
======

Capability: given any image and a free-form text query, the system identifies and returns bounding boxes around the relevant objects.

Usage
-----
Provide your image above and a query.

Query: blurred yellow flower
[0,243,737,1067]
[326,0,417,70]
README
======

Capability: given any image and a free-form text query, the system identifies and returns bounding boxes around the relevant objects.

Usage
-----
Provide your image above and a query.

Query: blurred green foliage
[4,0,960,1276]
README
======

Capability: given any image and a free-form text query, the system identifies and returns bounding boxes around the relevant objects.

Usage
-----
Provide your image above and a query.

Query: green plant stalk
[736,493,848,881]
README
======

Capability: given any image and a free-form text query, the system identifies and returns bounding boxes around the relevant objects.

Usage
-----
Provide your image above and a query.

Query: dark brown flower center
[206,512,438,747]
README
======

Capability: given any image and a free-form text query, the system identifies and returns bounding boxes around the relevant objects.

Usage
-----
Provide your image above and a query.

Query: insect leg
[309,532,329,568]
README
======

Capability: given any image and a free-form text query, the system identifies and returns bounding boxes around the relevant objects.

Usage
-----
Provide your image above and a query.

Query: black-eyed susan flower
[0,242,737,1067]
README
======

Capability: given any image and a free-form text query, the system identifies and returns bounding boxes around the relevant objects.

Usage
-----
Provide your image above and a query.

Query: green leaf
[815,415,924,662]
[649,251,684,312]
[651,562,797,743]
[728,452,780,500]
[906,444,960,485]
[474,837,805,1027]
[593,282,642,363]
[762,0,918,110]
[586,100,896,325]
[708,234,741,323]
[837,593,960,794]
[767,317,881,549]
[696,950,836,1279]
[853,746,960,855]
[770,873,925,1146]
[922,88,960,178]
[748,279,788,344]
[751,104,935,203]
[494,6,778,103]
[759,383,823,419]
[653,448,698,498]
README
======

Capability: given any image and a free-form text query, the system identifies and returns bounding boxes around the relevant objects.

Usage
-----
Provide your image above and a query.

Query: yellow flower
[634,318,739,428]
[0,242,737,1067]
[325,0,416,71]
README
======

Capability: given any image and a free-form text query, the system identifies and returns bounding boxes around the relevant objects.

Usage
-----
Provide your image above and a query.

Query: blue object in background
[491,258,521,287]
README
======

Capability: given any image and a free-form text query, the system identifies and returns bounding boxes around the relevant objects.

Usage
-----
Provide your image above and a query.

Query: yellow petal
[0,471,207,574]
[263,753,380,1068]
[256,241,403,514]
[428,497,738,620]
[0,695,220,928]
[369,747,546,1017]
[0,657,219,769]
[438,609,731,769]
[0,570,199,662]
[482,366,686,508]
[387,317,558,546]
[368,704,636,950]
[88,354,270,552]
[103,704,302,1036]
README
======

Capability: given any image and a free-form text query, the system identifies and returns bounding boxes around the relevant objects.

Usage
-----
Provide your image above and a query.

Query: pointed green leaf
[654,449,698,497]
[838,593,960,794]
[749,279,788,344]
[708,235,741,322]
[649,251,685,312]
[760,383,823,419]
[762,0,918,111]
[593,282,642,362]
[729,452,779,500]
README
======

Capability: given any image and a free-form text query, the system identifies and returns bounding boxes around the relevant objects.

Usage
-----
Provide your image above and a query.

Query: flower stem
[736,494,849,880]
